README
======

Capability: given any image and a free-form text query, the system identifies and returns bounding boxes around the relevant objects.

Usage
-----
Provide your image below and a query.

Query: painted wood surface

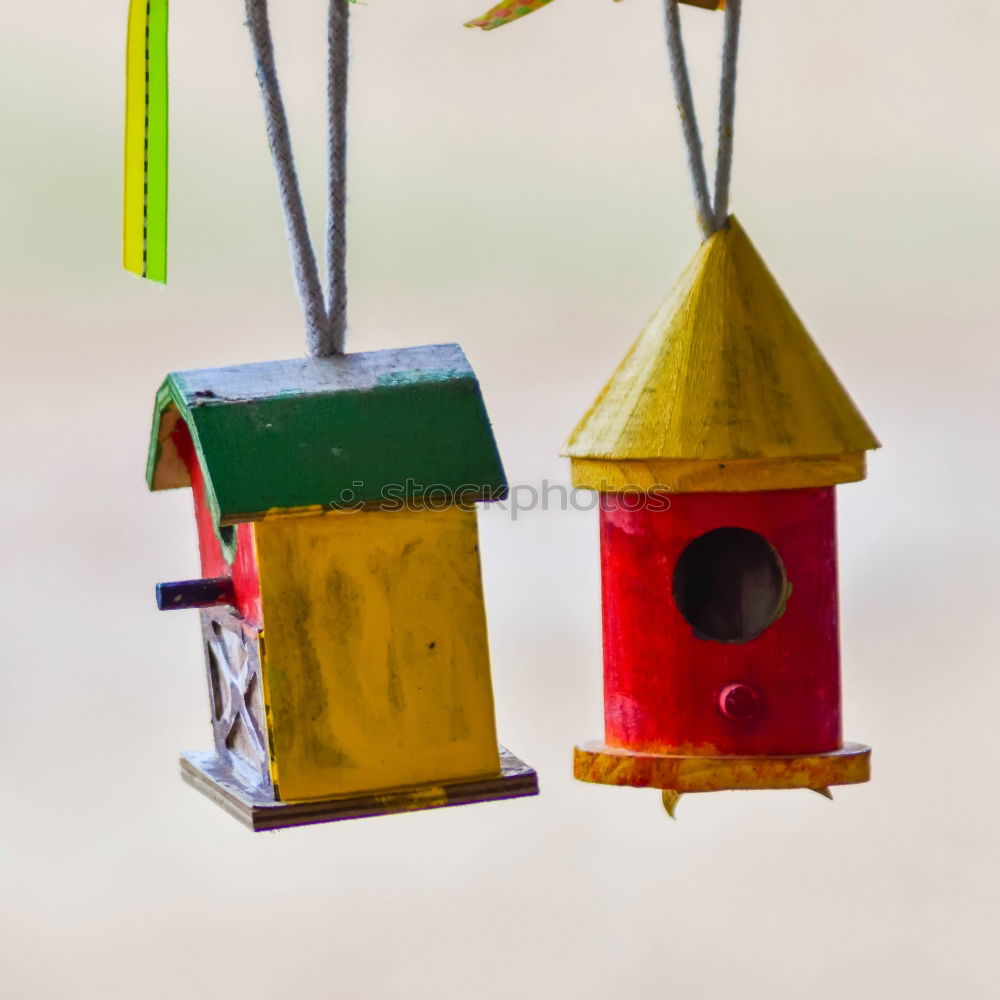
[570,453,868,494]
[156,578,234,611]
[574,741,870,793]
[146,344,507,526]
[563,218,878,488]
[181,747,538,832]
[600,487,843,756]
[253,505,501,802]
[172,421,263,625]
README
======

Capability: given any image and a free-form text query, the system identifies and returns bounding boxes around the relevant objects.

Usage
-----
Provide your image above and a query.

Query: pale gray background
[1,1,998,997]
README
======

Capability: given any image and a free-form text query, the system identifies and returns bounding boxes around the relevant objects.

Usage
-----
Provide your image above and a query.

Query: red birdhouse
[566,219,880,813]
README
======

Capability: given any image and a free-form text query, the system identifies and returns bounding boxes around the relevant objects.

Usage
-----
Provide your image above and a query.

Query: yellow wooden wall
[253,505,501,802]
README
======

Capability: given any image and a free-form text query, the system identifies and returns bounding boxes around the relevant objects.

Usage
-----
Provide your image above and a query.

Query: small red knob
[718,683,761,721]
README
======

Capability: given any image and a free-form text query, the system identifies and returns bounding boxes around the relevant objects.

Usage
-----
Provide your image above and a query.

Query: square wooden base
[181,747,539,832]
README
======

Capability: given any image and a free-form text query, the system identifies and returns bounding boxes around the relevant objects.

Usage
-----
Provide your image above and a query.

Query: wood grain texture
[600,488,843,756]
[146,344,507,526]
[254,505,502,802]
[570,453,867,494]
[574,741,870,793]
[563,218,878,482]
[180,747,538,832]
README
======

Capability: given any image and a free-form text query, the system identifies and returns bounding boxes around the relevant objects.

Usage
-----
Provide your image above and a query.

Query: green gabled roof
[146,343,507,526]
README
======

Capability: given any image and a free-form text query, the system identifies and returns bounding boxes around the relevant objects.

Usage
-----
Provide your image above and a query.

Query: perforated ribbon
[124,0,169,282]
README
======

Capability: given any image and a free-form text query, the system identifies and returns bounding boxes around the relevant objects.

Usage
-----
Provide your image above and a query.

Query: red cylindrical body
[600,487,842,756]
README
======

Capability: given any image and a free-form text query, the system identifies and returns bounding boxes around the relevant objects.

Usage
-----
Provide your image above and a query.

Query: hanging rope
[663,0,713,238]
[326,0,350,356]
[712,0,742,230]
[663,0,743,239]
[244,0,350,358]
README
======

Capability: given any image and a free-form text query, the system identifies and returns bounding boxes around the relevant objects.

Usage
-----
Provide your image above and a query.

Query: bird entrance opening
[672,527,787,643]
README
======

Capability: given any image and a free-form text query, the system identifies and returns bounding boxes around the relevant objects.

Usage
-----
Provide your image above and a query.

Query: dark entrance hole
[672,527,787,643]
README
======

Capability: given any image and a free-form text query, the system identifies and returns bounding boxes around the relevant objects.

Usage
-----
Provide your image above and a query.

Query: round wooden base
[574,740,871,794]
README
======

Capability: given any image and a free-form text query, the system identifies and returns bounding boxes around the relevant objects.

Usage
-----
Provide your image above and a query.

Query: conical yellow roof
[564,218,879,492]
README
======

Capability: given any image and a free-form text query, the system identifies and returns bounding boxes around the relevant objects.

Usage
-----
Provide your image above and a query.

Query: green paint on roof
[146,344,507,527]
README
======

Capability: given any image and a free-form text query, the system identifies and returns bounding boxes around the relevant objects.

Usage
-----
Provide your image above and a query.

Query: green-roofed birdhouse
[149,345,537,830]
[129,2,539,829]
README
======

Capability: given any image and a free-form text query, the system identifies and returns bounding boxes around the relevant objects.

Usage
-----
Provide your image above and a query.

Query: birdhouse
[148,343,538,830]
[565,219,879,812]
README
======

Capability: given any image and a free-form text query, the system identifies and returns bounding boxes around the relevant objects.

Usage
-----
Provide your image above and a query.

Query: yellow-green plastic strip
[466,0,556,30]
[124,0,169,282]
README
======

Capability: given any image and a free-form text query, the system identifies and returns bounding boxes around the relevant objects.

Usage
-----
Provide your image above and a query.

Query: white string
[663,0,743,238]
[663,0,714,237]
[244,0,329,353]
[325,0,350,357]
[713,0,742,230]
[245,0,351,358]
